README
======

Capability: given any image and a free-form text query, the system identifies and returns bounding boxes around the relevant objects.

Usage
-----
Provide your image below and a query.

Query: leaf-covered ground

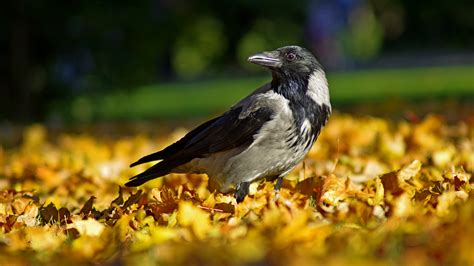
[0,113,472,265]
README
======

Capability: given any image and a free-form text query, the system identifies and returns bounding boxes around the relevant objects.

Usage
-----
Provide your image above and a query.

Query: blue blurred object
[308,0,362,69]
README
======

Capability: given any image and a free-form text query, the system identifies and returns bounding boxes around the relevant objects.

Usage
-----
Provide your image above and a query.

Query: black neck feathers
[271,71,331,135]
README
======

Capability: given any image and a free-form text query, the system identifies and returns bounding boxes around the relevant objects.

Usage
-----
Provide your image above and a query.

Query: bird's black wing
[129,116,221,167]
[125,105,274,186]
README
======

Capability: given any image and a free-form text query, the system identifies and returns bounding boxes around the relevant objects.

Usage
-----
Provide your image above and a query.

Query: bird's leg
[274,176,284,191]
[235,182,251,203]
[273,175,286,201]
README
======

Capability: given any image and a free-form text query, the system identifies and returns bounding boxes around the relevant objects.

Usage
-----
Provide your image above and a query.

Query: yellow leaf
[16,204,39,227]
[26,226,65,251]
[69,218,105,237]
[151,226,179,243]
[398,160,422,181]
[72,235,107,259]
[393,193,414,218]
[177,201,211,240]
[367,178,384,206]
[436,191,457,217]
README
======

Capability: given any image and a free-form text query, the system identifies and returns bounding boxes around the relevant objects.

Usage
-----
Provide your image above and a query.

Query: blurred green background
[1,0,473,123]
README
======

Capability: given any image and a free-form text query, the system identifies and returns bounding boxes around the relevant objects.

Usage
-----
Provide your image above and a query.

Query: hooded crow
[126,45,331,202]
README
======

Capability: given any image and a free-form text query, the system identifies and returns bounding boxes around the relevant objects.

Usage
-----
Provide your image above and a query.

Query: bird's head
[248,45,322,78]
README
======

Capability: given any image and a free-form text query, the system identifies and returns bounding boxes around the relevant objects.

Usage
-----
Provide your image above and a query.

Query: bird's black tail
[126,115,221,186]
[125,174,159,187]
[129,150,167,167]
[126,157,191,187]
[126,159,173,187]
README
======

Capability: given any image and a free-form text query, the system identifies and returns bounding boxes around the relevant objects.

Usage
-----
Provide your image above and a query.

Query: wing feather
[125,105,274,187]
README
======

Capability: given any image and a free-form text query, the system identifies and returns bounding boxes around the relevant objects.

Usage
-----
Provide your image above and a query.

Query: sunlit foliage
[0,114,472,265]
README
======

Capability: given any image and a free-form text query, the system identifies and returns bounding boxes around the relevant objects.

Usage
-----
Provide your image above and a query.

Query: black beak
[248,51,281,68]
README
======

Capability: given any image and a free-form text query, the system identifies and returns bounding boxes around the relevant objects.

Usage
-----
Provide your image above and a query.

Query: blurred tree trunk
[5,0,31,121]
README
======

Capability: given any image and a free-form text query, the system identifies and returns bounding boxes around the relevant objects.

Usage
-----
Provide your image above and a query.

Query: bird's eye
[286,53,296,61]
